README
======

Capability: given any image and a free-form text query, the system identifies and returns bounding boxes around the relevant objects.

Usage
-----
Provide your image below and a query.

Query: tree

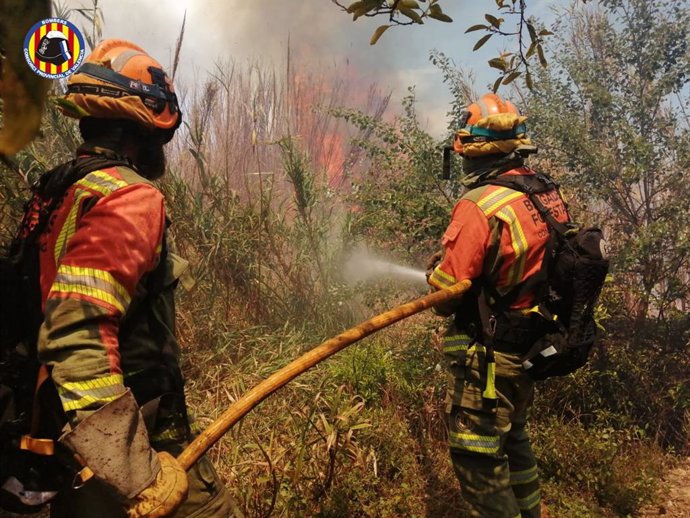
[332,0,585,90]
[526,0,690,323]
[333,88,462,260]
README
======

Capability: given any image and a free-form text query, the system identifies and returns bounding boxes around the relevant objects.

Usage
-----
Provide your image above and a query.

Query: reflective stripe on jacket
[36,164,166,414]
[428,167,570,309]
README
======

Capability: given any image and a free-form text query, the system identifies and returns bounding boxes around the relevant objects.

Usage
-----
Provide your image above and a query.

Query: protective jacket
[24,145,235,518]
[32,144,190,443]
[429,166,570,308]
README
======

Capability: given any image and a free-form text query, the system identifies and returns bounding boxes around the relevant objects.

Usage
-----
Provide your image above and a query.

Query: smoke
[343,247,427,287]
[66,0,477,136]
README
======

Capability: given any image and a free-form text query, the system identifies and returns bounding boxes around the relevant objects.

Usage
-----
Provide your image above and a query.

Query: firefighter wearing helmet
[14,40,235,517]
[427,93,568,517]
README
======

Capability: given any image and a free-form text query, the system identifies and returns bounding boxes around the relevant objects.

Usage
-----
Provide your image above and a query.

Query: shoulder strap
[474,172,569,311]
[476,172,570,235]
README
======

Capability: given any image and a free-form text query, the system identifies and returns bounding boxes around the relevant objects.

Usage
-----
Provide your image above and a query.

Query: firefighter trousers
[445,338,540,518]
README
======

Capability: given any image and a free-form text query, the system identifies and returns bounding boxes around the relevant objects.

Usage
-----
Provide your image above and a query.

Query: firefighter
[26,39,235,517]
[427,93,567,518]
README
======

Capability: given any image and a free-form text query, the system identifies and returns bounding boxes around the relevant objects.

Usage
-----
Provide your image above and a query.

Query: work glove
[425,250,444,283]
[126,452,188,518]
[425,249,461,316]
[59,389,188,516]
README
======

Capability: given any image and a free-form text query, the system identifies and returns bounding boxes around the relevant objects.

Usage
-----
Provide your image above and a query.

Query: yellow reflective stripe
[495,205,528,286]
[443,334,472,354]
[521,305,541,316]
[75,170,127,196]
[56,264,131,309]
[449,431,500,454]
[58,374,126,412]
[151,419,198,443]
[76,178,113,197]
[429,266,457,289]
[60,375,124,392]
[50,282,126,313]
[151,428,184,443]
[511,465,539,485]
[478,187,524,216]
[89,170,127,188]
[54,171,127,263]
[468,343,486,354]
[55,190,90,264]
[482,360,497,400]
[477,187,511,212]
[62,393,121,412]
[516,489,541,510]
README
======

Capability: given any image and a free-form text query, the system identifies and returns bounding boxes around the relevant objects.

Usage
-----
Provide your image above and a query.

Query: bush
[533,417,666,516]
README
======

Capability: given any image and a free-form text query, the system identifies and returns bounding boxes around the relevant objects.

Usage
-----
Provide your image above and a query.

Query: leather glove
[59,389,188,516]
[126,452,188,518]
[425,250,444,282]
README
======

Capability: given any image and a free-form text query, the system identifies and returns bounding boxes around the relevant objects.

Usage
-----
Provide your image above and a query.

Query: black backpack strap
[478,173,571,235]
[473,172,574,307]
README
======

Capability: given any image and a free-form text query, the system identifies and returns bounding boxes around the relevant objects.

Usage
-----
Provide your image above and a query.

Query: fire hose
[177,279,471,470]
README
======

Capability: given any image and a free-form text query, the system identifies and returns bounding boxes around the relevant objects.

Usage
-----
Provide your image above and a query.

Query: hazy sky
[61,0,563,136]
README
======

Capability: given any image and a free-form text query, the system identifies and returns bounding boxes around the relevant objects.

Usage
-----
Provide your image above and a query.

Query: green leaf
[537,43,548,67]
[488,57,507,71]
[370,24,391,45]
[525,70,534,90]
[473,33,493,51]
[346,1,365,13]
[485,14,501,28]
[352,0,382,20]
[400,0,420,8]
[428,11,453,22]
[492,75,503,93]
[465,24,488,33]
[399,7,424,24]
[502,71,521,85]
[527,21,538,43]
[526,41,538,58]
[54,97,90,118]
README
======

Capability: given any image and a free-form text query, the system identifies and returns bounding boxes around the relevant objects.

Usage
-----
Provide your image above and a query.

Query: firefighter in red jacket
[27,40,234,517]
[427,93,568,517]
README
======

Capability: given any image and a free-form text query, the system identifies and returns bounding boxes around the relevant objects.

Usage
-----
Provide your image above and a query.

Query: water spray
[343,248,427,286]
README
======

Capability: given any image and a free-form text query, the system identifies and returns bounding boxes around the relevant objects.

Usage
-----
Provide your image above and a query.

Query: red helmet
[63,39,181,137]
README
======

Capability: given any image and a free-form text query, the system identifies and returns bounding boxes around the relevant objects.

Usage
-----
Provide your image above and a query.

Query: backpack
[0,154,132,513]
[476,172,610,381]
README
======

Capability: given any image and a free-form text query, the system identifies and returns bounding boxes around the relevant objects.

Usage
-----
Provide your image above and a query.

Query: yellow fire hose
[177,279,471,470]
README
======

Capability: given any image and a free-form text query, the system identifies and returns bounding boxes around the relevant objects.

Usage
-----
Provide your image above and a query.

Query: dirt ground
[639,457,690,518]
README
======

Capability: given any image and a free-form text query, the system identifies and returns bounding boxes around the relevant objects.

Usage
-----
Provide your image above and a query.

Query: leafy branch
[465,0,553,91]
[334,0,590,90]
[331,0,453,45]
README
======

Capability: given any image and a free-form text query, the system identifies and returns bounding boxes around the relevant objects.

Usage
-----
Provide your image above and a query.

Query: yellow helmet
[453,93,533,157]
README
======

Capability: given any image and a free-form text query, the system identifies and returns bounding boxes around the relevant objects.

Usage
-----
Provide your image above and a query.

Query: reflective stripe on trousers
[446,347,540,518]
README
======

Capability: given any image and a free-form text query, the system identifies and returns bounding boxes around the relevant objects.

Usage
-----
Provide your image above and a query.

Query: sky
[61,0,564,136]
